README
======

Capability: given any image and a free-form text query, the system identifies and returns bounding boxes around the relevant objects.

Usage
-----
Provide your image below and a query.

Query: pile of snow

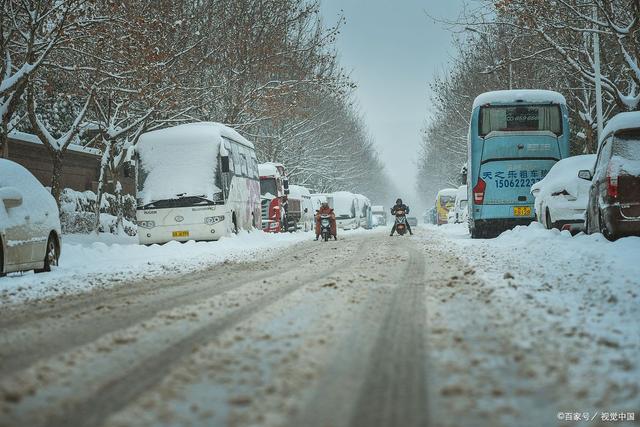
[0,230,312,305]
[531,154,595,199]
[431,222,640,351]
[472,89,567,109]
[137,123,252,205]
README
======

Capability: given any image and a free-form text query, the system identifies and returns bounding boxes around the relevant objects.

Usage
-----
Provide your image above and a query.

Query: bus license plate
[513,207,531,217]
[172,230,189,237]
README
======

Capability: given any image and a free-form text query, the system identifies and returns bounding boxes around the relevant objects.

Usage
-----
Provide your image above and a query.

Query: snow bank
[531,154,595,199]
[431,222,640,351]
[0,230,312,305]
[472,89,566,109]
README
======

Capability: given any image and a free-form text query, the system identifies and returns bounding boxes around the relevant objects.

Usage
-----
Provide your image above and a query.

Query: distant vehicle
[467,90,570,238]
[371,205,386,226]
[531,154,596,232]
[328,191,359,230]
[135,123,261,245]
[0,159,61,274]
[259,162,290,232]
[436,188,457,225]
[355,194,373,229]
[423,207,436,225]
[288,184,314,232]
[407,216,418,227]
[449,185,468,224]
[582,112,640,240]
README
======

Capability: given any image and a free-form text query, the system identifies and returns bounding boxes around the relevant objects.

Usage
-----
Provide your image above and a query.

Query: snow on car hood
[0,159,60,232]
[531,154,596,201]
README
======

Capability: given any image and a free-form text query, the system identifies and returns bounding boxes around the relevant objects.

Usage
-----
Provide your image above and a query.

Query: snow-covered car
[407,216,418,227]
[531,154,596,232]
[448,185,468,224]
[0,159,61,275]
[582,112,640,240]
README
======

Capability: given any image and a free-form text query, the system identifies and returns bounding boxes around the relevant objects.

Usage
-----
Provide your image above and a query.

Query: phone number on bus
[494,178,542,189]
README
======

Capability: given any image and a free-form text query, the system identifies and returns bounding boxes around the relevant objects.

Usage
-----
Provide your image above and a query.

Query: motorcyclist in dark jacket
[390,198,413,236]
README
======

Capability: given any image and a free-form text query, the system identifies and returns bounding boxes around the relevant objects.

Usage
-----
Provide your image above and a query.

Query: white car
[0,159,61,275]
[448,185,468,224]
[531,154,596,232]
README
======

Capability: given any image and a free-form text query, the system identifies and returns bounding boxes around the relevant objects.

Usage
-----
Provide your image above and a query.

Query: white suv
[0,159,61,275]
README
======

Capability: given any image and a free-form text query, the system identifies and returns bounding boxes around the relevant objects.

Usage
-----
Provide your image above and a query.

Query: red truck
[258,162,290,232]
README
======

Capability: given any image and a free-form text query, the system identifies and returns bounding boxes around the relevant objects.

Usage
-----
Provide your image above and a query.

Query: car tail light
[607,166,618,199]
[473,178,486,205]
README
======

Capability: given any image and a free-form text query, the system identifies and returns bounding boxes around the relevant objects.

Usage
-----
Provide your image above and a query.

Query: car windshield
[479,104,562,136]
[260,178,278,197]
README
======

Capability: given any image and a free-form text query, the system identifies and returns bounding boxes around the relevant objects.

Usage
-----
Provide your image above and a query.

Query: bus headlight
[137,220,156,229]
[204,215,225,225]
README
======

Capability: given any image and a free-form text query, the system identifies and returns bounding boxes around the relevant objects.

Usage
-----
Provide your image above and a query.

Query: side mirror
[0,187,23,209]
[283,179,290,195]
[578,170,593,181]
[304,208,308,213]
[221,156,230,173]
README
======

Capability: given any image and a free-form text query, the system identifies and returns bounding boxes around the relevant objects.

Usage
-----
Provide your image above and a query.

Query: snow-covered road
[0,226,638,427]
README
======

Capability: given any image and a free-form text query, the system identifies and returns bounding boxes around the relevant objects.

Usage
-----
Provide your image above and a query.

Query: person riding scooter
[315,202,337,240]
[390,198,413,236]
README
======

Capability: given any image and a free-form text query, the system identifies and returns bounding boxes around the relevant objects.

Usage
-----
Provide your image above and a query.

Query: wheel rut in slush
[292,237,429,427]
[38,239,370,427]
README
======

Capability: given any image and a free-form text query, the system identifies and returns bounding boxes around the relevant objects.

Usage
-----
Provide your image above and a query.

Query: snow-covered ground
[0,230,315,305]
[419,222,640,425]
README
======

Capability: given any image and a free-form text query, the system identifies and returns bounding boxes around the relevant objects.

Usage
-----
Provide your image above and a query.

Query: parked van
[355,194,373,229]
[288,184,314,232]
[328,191,359,230]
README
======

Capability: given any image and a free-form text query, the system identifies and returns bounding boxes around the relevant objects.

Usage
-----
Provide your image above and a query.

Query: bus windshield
[479,104,562,136]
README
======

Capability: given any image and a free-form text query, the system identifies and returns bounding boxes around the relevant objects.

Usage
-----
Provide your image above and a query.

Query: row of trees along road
[417,0,640,204]
[1,0,395,232]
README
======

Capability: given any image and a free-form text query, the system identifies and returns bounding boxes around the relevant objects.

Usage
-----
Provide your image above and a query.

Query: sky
[320,0,465,209]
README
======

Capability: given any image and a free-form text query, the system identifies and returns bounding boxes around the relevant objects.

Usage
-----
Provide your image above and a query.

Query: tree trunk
[94,140,111,234]
[0,122,9,159]
[50,152,64,209]
[111,165,124,235]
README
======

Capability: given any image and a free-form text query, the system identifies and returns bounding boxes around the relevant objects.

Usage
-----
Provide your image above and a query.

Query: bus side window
[240,154,248,177]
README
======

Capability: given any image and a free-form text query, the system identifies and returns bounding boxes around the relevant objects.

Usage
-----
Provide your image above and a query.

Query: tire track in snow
[293,237,429,427]
[0,237,370,427]
[0,239,323,375]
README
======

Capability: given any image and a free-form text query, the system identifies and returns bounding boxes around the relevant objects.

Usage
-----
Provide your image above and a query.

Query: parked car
[581,112,640,240]
[448,185,468,224]
[0,159,61,275]
[531,154,596,233]
[407,216,418,227]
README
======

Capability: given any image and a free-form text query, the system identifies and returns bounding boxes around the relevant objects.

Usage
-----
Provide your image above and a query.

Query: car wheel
[232,213,239,234]
[545,208,554,230]
[599,210,615,241]
[0,242,4,277]
[35,234,59,273]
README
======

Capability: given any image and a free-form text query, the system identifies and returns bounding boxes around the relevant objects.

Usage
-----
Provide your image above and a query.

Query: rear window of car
[613,131,640,161]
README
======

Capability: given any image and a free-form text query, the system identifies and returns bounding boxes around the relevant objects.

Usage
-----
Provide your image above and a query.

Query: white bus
[135,122,261,244]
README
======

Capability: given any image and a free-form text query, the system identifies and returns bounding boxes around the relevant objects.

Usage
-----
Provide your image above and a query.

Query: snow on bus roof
[137,122,252,204]
[601,111,640,143]
[472,90,566,109]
